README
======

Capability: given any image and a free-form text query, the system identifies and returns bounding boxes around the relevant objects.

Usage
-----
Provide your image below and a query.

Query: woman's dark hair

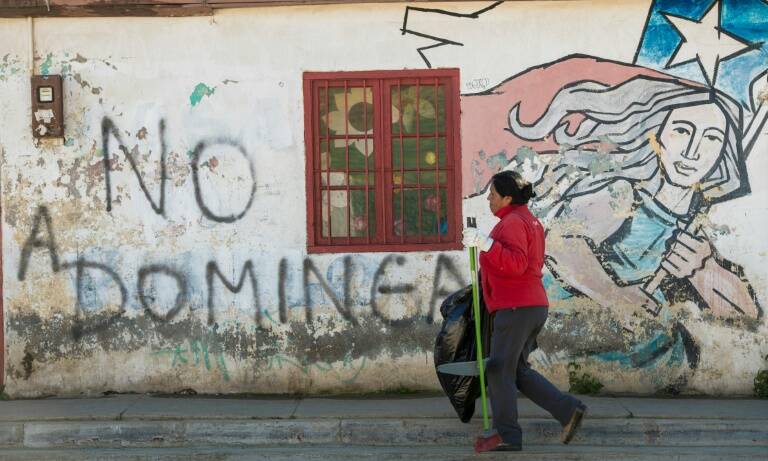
[491,170,536,205]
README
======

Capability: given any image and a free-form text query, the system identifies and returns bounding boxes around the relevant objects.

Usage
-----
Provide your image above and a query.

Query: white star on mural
[663,1,755,86]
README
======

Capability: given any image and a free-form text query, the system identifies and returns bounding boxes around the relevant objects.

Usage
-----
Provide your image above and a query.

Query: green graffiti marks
[190,83,216,107]
[265,352,367,385]
[154,338,230,381]
[153,337,366,385]
[39,53,53,75]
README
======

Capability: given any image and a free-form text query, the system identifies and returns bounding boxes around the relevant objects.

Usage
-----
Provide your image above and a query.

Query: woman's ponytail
[523,183,536,201]
[491,170,536,205]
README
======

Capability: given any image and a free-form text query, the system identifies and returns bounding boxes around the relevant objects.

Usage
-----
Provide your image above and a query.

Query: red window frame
[303,69,463,253]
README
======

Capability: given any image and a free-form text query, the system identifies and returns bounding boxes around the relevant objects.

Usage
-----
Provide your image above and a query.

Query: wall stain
[7,310,438,376]
[22,351,34,380]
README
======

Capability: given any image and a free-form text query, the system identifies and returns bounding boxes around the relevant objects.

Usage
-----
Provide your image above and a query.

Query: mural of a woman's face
[657,103,727,188]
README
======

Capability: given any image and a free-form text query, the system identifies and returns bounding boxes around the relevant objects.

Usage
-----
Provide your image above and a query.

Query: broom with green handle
[467,216,490,432]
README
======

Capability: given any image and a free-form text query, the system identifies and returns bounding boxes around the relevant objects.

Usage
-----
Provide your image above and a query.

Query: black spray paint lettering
[303,256,358,326]
[427,254,466,323]
[101,117,256,223]
[17,208,465,328]
[206,260,262,328]
[63,258,128,340]
[465,78,491,91]
[278,258,289,324]
[370,255,416,326]
[101,117,167,216]
[18,205,60,281]
[138,264,189,322]
[190,139,257,223]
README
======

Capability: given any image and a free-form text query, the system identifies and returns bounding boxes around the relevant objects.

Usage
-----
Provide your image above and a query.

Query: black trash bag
[434,283,492,423]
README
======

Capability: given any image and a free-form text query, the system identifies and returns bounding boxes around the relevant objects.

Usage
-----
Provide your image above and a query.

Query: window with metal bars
[303,69,462,253]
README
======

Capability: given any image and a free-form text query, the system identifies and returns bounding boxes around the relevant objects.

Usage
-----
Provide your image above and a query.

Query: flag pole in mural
[406,0,767,382]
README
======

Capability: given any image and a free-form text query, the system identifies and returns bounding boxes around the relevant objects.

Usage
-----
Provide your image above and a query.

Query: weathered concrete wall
[1,0,767,398]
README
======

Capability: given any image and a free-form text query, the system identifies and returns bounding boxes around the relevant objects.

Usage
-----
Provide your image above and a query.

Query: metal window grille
[304,70,461,253]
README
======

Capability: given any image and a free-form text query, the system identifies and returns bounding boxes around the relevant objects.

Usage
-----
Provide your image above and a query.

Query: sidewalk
[1,394,767,460]
[2,393,768,422]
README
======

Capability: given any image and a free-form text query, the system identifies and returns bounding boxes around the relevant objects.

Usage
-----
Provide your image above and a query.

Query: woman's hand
[661,228,712,279]
[462,228,494,252]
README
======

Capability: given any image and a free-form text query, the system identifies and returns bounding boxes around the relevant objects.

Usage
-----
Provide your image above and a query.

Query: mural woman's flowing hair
[506,75,747,221]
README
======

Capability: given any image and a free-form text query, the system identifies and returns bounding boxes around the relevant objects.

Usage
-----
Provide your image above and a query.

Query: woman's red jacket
[479,204,550,312]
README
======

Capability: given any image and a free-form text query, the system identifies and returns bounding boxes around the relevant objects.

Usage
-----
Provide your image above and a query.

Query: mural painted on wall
[405,0,767,384]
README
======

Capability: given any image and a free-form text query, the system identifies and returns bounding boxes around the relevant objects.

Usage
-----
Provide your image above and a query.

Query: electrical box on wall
[31,75,64,139]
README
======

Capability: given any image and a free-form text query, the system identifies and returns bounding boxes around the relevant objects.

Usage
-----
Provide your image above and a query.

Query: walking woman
[462,170,586,452]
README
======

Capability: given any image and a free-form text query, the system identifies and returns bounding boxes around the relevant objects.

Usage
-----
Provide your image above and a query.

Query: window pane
[320,138,374,172]
[400,171,448,185]
[319,162,375,187]
[391,188,421,237]
[404,189,421,236]
[350,189,376,237]
[321,190,348,238]
[349,172,376,186]
[391,137,446,169]
[321,189,376,238]
[391,187,448,238]
[319,86,374,137]
[391,188,403,237]
[418,171,448,185]
[420,188,449,237]
[391,84,445,135]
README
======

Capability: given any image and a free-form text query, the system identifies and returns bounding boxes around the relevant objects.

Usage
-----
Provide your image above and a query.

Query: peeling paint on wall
[0,53,21,82]
[39,53,53,75]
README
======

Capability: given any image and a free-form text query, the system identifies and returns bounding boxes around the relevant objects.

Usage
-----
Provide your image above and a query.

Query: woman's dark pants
[486,306,582,445]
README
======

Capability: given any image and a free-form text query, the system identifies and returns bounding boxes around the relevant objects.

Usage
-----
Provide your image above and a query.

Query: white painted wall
[1,1,766,397]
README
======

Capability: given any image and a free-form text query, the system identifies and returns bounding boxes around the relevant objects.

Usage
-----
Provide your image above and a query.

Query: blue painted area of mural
[593,329,686,369]
[602,190,679,285]
[542,189,678,305]
[635,0,768,106]
[542,270,574,302]
[485,151,509,174]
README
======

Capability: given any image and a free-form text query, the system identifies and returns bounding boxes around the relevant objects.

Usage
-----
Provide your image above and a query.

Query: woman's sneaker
[561,404,587,444]
[474,432,522,453]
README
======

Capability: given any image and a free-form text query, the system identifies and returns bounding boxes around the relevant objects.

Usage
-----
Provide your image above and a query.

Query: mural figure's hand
[661,229,712,279]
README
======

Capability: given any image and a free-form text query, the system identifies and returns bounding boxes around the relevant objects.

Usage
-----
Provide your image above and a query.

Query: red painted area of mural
[460,55,677,196]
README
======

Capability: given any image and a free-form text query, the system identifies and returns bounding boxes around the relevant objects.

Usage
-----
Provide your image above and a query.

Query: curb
[1,445,767,461]
[1,417,766,449]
